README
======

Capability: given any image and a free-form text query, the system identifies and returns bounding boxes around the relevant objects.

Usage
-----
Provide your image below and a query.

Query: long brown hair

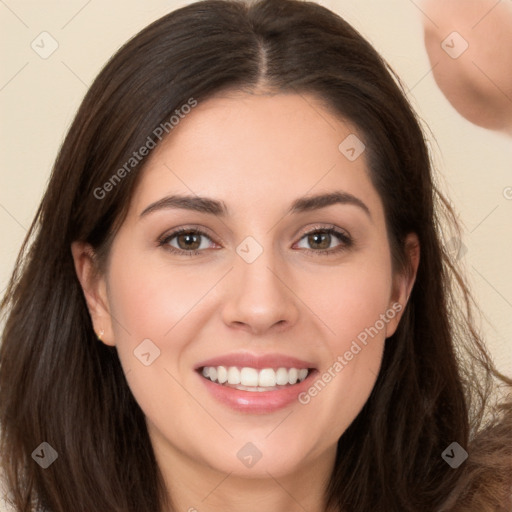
[1,1,511,510]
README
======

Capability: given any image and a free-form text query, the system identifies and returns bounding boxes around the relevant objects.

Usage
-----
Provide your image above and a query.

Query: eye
[294,225,353,256]
[158,227,217,256]
[158,224,353,257]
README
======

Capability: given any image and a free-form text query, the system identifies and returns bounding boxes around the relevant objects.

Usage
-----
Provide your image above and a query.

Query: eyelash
[157,225,353,257]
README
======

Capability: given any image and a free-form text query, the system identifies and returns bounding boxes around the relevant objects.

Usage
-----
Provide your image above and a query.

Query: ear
[71,241,115,346]
[385,233,420,338]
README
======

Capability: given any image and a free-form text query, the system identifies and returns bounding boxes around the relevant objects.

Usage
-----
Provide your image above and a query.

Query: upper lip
[194,352,316,371]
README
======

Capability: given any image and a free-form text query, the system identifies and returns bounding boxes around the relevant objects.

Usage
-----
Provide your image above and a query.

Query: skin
[422,0,512,135]
[72,92,419,512]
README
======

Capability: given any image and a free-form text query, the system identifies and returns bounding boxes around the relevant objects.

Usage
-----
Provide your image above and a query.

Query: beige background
[1,0,511,380]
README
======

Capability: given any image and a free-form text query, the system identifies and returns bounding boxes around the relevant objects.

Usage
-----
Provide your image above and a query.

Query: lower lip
[197,370,317,414]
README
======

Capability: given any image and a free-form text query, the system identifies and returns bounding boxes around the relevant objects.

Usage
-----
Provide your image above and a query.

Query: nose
[220,244,300,335]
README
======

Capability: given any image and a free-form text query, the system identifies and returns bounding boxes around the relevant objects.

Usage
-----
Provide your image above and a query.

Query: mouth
[194,353,318,413]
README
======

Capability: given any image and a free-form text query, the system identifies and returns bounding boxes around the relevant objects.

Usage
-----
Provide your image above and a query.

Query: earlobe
[385,233,420,338]
[70,241,115,346]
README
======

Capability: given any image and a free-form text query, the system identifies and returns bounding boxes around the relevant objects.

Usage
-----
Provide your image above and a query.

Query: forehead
[127,92,383,221]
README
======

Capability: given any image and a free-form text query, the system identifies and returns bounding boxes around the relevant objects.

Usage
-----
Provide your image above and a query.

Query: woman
[1,0,511,510]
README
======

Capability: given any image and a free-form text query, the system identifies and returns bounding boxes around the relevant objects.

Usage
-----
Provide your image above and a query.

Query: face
[75,92,416,482]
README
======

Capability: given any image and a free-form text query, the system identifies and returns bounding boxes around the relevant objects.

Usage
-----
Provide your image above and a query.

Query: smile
[194,353,318,413]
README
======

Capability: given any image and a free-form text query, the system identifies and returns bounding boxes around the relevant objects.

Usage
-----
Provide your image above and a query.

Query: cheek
[107,253,212,341]
[104,252,204,402]
[296,252,393,432]
[104,256,203,435]
[305,254,393,347]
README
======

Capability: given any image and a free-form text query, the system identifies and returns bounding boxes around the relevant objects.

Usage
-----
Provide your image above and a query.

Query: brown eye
[295,227,353,256]
[159,228,216,255]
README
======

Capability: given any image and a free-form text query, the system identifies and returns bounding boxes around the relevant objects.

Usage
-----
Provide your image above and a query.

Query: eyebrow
[139,191,371,219]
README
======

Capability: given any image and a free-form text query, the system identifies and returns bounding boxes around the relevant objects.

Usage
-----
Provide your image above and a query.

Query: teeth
[217,365,228,384]
[276,367,289,385]
[240,367,259,387]
[201,366,310,388]
[227,367,241,385]
[259,368,276,387]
